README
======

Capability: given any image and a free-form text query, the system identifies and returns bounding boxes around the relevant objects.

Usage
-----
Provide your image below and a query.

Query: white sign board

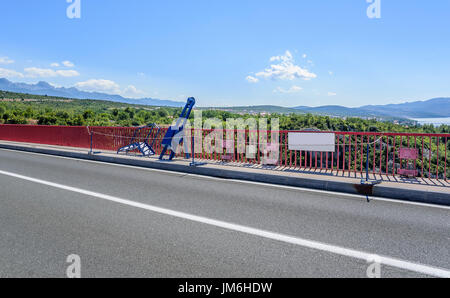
[288,133,336,152]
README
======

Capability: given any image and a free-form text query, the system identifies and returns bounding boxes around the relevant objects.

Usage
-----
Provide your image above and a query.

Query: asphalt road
[0,148,449,278]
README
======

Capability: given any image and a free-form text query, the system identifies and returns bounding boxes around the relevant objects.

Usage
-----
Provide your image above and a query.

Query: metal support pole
[191,133,195,165]
[190,130,206,167]
[87,126,93,155]
[366,142,370,182]
[365,142,370,202]
[88,126,101,155]
[90,132,93,155]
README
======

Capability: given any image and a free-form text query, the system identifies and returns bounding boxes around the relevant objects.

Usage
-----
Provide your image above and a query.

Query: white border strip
[0,169,449,278]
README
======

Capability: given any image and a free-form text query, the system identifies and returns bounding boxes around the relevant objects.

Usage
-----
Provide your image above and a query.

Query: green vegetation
[0,90,449,134]
[0,91,178,127]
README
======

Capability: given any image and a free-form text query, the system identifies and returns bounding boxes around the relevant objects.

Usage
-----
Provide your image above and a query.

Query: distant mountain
[293,105,381,118]
[0,78,185,107]
[293,98,450,119]
[206,105,302,114]
[211,98,450,121]
[212,104,398,119]
[360,98,450,118]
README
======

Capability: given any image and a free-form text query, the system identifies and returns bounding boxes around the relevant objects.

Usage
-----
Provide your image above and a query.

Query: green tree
[83,110,94,120]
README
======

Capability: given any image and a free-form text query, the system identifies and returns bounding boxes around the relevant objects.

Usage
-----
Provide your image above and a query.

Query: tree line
[0,90,449,135]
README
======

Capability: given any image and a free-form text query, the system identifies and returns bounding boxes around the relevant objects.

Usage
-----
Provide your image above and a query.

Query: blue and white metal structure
[159,97,196,161]
[117,123,161,157]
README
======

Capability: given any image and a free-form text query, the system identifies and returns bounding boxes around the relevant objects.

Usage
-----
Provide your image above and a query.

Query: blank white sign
[288,133,336,152]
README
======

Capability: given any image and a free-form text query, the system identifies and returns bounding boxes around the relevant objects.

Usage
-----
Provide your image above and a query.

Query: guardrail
[0,124,448,180]
[281,131,449,180]
[0,124,91,148]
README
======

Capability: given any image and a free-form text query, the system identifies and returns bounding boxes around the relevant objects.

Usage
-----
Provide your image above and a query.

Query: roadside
[0,140,449,206]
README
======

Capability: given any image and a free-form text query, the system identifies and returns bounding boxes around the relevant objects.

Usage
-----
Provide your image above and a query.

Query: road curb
[1,143,449,206]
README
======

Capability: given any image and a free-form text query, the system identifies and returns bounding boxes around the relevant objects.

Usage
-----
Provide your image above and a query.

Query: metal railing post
[366,142,370,182]
[87,126,93,155]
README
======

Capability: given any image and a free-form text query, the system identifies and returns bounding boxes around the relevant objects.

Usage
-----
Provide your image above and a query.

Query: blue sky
[1,0,450,107]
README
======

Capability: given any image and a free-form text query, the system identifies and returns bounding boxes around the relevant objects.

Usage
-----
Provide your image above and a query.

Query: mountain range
[209,98,449,120]
[0,78,185,107]
[294,98,450,119]
[1,78,449,120]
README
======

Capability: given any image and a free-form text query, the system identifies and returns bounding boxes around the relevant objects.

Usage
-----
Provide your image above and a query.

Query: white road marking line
[1,147,449,210]
[0,148,188,176]
[0,168,449,278]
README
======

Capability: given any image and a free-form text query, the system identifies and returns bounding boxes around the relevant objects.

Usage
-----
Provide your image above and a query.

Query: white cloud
[245,75,259,83]
[328,71,333,76]
[50,61,75,68]
[302,54,307,59]
[62,60,75,67]
[75,79,147,97]
[269,50,293,62]
[24,67,80,78]
[56,69,80,77]
[327,92,337,96]
[254,50,317,81]
[0,68,24,78]
[274,85,303,94]
[25,67,57,78]
[75,79,121,94]
[0,57,14,65]
[122,85,145,98]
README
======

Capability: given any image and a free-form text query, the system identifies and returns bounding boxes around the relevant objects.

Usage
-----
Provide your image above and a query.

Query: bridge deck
[0,145,449,277]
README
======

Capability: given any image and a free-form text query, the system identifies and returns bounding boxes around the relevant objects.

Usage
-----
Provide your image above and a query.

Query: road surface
[0,148,449,278]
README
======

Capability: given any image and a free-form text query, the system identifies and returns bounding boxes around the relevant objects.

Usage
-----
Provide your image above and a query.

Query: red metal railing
[1,125,448,180]
[276,131,449,179]
[0,124,91,148]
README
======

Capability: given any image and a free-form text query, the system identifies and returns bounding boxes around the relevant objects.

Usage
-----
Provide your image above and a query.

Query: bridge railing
[278,131,449,180]
[188,129,449,180]
[0,124,91,148]
[0,124,448,180]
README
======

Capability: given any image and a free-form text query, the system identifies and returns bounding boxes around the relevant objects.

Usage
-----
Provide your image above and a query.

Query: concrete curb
[1,143,449,206]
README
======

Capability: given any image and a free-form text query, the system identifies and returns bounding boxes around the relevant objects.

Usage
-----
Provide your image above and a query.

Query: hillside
[218,98,450,120]
[1,78,449,120]
[293,105,383,118]
[1,90,449,135]
[203,99,449,121]
[0,90,183,127]
[0,78,185,107]
[295,98,450,119]
[361,98,450,118]
[204,105,302,115]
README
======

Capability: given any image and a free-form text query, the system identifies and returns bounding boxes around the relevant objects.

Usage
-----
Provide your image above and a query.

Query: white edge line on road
[1,147,449,211]
[0,168,449,278]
